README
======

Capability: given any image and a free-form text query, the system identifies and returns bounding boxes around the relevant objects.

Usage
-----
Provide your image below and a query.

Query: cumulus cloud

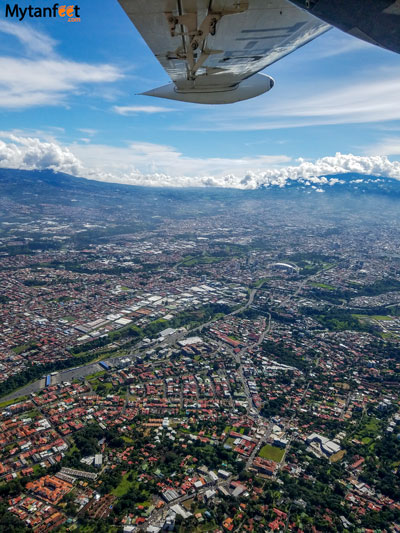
[70,141,291,180]
[0,134,82,175]
[1,135,400,190]
[78,151,400,189]
[0,22,123,109]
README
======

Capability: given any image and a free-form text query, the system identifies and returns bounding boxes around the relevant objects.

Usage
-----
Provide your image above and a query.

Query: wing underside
[289,0,400,55]
[118,0,329,103]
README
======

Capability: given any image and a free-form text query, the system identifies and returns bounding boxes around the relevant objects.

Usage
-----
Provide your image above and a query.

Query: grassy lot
[182,498,194,510]
[310,282,336,290]
[253,278,269,288]
[21,409,40,419]
[62,315,76,323]
[330,450,346,463]
[258,444,285,462]
[90,380,113,394]
[0,395,28,409]
[181,255,226,267]
[112,472,137,498]
[353,314,394,322]
[86,370,107,380]
[12,342,37,354]
[225,437,235,447]
[381,332,399,339]
[354,417,381,444]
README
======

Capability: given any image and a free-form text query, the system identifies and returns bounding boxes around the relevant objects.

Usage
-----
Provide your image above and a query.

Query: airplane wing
[289,0,400,56]
[117,0,329,104]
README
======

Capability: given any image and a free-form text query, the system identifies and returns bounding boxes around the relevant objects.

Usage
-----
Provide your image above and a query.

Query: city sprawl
[1,172,400,532]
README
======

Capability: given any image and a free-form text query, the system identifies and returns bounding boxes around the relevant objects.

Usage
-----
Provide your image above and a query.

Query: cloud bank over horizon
[1,134,400,190]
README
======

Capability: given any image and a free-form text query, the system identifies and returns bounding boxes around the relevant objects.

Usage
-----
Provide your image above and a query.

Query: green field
[12,342,37,354]
[112,472,137,498]
[354,417,381,445]
[258,444,285,462]
[353,314,394,322]
[310,282,336,290]
[181,255,225,267]
[253,278,269,288]
[0,396,28,409]
[62,315,76,323]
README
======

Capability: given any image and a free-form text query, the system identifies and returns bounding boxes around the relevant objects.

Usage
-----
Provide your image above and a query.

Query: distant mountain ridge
[0,168,400,202]
[258,172,400,196]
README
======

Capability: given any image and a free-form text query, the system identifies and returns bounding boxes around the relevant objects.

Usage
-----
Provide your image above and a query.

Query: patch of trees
[0,503,28,532]
[302,307,374,333]
[70,336,111,354]
[73,424,104,457]
[99,468,123,495]
[262,340,309,371]
[357,277,400,297]
[283,252,336,267]
[144,303,232,338]
[112,483,150,516]
[184,440,243,475]
[0,240,62,256]
[23,279,48,287]
[261,396,288,417]
[310,278,400,304]
[360,435,400,500]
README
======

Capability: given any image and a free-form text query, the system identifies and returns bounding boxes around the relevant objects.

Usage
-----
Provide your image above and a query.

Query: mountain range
[1,168,400,204]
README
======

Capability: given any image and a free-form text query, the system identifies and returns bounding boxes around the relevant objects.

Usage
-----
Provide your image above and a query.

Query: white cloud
[77,128,98,136]
[0,20,57,56]
[113,105,175,115]
[1,135,400,190]
[364,137,400,156]
[0,57,123,109]
[0,134,82,175]
[182,67,400,132]
[70,141,291,179]
[0,22,123,109]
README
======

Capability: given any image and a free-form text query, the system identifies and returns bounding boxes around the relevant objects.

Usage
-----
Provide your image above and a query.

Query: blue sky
[0,0,400,188]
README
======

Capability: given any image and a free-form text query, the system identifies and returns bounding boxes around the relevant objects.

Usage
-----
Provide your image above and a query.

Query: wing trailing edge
[118,0,329,104]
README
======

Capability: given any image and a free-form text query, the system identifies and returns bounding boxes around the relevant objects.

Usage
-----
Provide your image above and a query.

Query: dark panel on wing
[289,0,400,54]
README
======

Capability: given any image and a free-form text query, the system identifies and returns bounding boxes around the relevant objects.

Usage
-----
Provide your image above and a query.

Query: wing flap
[118,0,329,97]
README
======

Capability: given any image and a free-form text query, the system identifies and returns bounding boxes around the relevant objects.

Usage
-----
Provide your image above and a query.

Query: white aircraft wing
[117,0,329,104]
